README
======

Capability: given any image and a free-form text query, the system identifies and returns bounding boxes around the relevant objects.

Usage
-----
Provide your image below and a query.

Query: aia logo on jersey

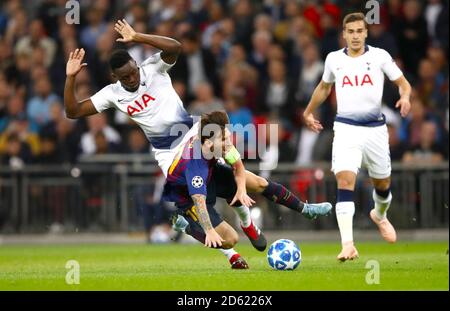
[341,74,373,87]
[127,93,155,116]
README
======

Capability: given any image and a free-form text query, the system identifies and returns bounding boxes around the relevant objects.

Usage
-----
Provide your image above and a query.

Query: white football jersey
[90,52,198,175]
[322,45,402,123]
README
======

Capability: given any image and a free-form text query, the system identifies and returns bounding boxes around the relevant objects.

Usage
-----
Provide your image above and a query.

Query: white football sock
[336,201,355,244]
[373,190,392,219]
[220,248,238,260]
[234,205,252,228]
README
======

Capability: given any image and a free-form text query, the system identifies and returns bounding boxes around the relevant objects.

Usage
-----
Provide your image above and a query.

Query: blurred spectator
[224,88,254,150]
[208,28,230,71]
[202,5,231,48]
[34,130,61,164]
[172,30,220,101]
[80,113,121,155]
[188,81,225,116]
[14,19,57,68]
[90,31,116,90]
[294,42,324,108]
[395,0,429,76]
[319,12,340,60]
[40,102,79,164]
[0,131,33,169]
[434,0,449,52]
[259,116,297,178]
[402,121,447,163]
[0,96,38,133]
[4,8,28,46]
[425,0,445,43]
[303,0,340,38]
[26,76,61,130]
[427,45,448,77]
[263,0,286,25]
[387,122,408,162]
[294,124,320,166]
[222,61,259,110]
[0,113,40,158]
[124,2,148,25]
[399,96,442,146]
[367,21,399,58]
[415,57,448,118]
[259,59,295,122]
[254,13,274,33]
[124,127,150,154]
[248,30,272,81]
[80,7,108,53]
[93,131,121,154]
[232,0,255,52]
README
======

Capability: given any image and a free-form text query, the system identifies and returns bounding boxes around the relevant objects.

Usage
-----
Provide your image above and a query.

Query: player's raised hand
[205,229,225,248]
[230,189,255,208]
[303,112,323,133]
[115,19,136,42]
[66,48,87,77]
[395,97,411,118]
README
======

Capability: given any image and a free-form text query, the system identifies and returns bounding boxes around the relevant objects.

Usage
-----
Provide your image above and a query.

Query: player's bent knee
[222,235,238,249]
[226,232,239,247]
[336,176,356,189]
[221,241,234,249]
[372,178,391,190]
[224,232,239,248]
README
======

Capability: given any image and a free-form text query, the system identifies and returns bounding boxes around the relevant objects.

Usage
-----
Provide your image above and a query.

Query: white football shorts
[331,122,391,179]
[153,121,200,177]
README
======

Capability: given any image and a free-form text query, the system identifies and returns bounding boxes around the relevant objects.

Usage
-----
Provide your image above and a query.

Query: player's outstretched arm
[64,48,98,119]
[393,75,412,118]
[114,19,181,64]
[191,194,225,248]
[303,80,333,133]
[229,159,256,208]
[223,129,255,207]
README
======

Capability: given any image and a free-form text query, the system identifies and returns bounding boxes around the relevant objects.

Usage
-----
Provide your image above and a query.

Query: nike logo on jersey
[127,93,156,116]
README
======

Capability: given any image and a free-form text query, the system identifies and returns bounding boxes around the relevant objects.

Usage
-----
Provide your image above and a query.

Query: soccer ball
[267,239,302,270]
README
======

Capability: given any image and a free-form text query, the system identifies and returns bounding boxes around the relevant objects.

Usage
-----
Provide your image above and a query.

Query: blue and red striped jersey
[162,137,216,206]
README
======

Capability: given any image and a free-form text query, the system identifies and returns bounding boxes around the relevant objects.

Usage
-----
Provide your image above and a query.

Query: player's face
[343,20,368,52]
[207,129,227,158]
[112,60,141,92]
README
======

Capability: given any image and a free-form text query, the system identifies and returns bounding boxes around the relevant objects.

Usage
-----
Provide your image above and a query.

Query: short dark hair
[109,49,132,71]
[200,111,230,144]
[342,12,368,30]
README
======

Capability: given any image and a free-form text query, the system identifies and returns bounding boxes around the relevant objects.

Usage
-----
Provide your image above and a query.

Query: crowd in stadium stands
[0,0,448,169]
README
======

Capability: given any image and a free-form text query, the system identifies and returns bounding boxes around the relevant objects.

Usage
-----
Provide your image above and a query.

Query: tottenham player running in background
[303,13,412,261]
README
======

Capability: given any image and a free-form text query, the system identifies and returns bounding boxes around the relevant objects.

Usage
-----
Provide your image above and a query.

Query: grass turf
[0,241,448,290]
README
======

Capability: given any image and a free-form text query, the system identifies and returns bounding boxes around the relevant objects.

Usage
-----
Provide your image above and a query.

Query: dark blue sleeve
[185,159,209,197]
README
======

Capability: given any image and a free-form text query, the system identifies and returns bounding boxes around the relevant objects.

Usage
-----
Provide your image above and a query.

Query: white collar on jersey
[343,44,369,55]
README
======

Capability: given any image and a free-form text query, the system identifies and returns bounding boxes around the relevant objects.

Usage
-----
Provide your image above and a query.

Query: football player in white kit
[64,19,332,268]
[303,13,412,261]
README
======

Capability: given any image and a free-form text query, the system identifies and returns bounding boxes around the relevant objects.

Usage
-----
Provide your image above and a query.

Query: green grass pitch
[0,241,448,290]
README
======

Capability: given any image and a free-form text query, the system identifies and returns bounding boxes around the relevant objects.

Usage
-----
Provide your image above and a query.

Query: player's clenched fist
[66,48,87,77]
